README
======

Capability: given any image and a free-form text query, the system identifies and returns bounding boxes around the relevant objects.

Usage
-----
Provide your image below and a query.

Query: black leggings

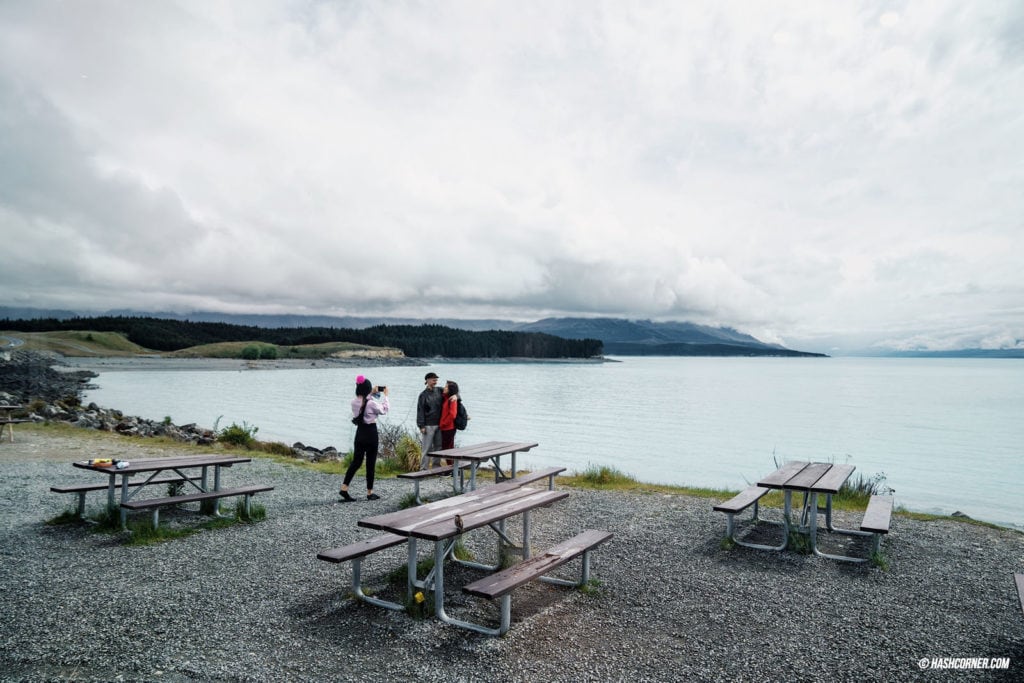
[344,423,378,490]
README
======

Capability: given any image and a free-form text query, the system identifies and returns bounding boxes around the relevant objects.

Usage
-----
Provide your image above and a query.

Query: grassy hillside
[2,330,154,356]
[2,330,399,359]
[169,340,400,359]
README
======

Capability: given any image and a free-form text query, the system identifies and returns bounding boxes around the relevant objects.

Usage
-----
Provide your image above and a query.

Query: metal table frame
[359,482,568,635]
[72,455,251,528]
[756,461,874,562]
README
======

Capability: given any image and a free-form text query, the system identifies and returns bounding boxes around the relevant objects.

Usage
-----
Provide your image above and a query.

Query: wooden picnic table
[0,404,29,443]
[72,455,260,528]
[756,461,881,561]
[426,440,538,493]
[358,479,568,634]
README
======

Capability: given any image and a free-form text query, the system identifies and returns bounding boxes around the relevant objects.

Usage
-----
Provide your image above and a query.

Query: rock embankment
[0,351,349,459]
[0,350,96,403]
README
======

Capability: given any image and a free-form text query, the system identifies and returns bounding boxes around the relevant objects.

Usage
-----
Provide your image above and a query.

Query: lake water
[82,356,1024,529]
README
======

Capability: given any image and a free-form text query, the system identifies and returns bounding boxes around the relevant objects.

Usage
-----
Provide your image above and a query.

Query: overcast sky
[1,1,1022,353]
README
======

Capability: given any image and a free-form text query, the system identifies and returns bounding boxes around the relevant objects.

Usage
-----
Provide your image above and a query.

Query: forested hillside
[2,316,602,359]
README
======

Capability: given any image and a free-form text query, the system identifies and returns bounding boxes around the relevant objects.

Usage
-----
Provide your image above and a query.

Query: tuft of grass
[123,520,198,546]
[388,557,435,587]
[46,510,84,526]
[90,505,124,532]
[570,464,638,489]
[833,471,891,507]
[869,550,890,571]
[579,578,604,597]
[396,492,419,510]
[257,441,295,457]
[236,500,266,522]
[406,591,433,619]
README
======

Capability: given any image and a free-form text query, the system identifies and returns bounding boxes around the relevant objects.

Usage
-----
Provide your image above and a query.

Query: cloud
[0,1,1022,353]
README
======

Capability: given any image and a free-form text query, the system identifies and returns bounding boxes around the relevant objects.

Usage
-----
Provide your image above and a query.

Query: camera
[376,385,386,392]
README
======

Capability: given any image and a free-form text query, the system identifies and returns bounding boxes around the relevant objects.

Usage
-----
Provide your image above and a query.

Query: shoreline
[58,355,615,373]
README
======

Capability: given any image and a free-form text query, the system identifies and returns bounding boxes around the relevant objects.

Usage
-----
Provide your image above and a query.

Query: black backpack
[454,400,468,430]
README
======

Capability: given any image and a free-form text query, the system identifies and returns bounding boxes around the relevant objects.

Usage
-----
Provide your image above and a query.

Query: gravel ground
[2,427,1023,682]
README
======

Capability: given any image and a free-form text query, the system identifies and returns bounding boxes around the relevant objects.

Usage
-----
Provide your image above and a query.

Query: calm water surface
[83,357,1024,529]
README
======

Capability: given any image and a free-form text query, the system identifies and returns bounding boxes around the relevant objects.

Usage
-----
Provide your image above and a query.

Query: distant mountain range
[1,307,826,357]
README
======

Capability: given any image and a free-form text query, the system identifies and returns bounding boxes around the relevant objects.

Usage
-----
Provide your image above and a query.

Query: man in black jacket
[416,372,443,469]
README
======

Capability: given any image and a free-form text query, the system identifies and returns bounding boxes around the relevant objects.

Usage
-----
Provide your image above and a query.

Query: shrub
[240,345,261,360]
[217,421,259,449]
[394,433,422,472]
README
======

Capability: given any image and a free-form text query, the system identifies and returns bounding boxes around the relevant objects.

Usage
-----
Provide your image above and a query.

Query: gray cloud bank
[1,1,1022,354]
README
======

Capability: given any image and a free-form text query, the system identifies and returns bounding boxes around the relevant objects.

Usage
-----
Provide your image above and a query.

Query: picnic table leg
[808,492,870,562]
[783,489,793,544]
[522,509,531,559]
[822,493,873,537]
[450,462,460,494]
[106,475,117,510]
[407,538,422,599]
[119,476,133,529]
[432,539,503,636]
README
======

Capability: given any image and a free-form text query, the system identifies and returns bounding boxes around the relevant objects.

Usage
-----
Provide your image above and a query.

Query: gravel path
[1,428,1023,682]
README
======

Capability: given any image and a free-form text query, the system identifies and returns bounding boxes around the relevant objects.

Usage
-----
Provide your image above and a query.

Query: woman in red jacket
[439,380,461,452]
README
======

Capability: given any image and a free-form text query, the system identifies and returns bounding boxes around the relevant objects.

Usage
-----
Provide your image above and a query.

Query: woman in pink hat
[339,375,389,502]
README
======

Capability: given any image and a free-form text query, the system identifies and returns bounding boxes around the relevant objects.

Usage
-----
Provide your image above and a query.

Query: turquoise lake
[83,356,1024,529]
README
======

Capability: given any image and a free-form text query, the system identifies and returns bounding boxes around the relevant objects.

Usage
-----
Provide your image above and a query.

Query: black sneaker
[339,490,355,502]
[366,493,381,501]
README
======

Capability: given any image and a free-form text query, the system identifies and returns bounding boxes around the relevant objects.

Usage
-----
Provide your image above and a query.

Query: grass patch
[236,499,267,522]
[786,530,812,555]
[566,464,637,490]
[396,492,420,509]
[5,330,152,356]
[579,578,604,597]
[123,520,199,545]
[869,550,890,571]
[46,509,84,526]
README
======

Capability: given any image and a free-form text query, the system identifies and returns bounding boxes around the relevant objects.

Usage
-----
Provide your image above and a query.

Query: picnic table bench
[462,529,613,634]
[399,464,565,504]
[51,475,204,517]
[860,494,894,555]
[713,485,780,550]
[120,484,274,529]
[397,463,472,504]
[317,533,409,611]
